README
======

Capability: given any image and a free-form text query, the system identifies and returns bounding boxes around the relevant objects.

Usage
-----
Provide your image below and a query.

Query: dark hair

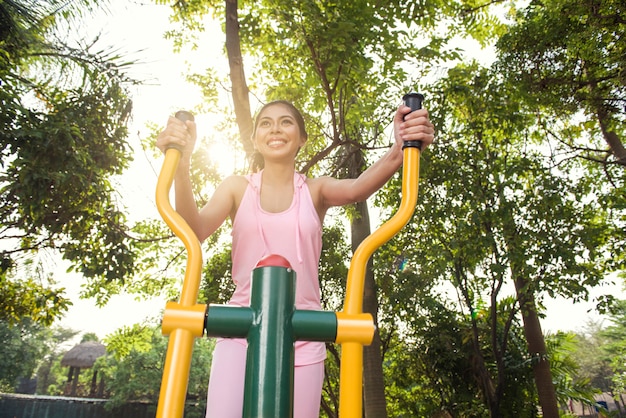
[249,100,307,172]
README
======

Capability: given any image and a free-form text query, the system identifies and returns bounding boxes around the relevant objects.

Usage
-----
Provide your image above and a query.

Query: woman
[156,100,434,417]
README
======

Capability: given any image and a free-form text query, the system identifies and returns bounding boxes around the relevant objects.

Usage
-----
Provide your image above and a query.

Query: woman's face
[253,103,306,161]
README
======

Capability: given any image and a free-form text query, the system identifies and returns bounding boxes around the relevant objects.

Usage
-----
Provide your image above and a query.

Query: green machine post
[244,256,296,416]
[204,254,337,417]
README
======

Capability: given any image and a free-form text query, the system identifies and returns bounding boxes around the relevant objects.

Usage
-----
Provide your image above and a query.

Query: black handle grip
[403,92,424,113]
[175,110,195,123]
[402,92,424,150]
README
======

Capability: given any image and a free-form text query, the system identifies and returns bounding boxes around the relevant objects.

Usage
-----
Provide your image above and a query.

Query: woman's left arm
[316,105,434,208]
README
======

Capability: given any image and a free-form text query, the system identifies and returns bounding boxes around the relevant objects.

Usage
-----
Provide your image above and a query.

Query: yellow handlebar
[339,145,422,418]
[156,149,204,305]
[155,148,206,418]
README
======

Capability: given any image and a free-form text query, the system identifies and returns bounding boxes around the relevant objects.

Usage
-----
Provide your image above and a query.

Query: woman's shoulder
[305,175,336,191]
[213,174,248,198]
[216,175,250,217]
[222,174,248,184]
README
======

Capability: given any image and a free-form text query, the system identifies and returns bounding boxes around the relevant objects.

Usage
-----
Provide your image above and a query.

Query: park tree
[544,331,601,413]
[567,305,626,413]
[570,320,615,394]
[496,0,626,284]
[0,261,70,326]
[493,0,626,412]
[496,0,626,168]
[0,319,77,392]
[0,0,137,323]
[598,300,626,409]
[34,327,82,395]
[373,61,617,416]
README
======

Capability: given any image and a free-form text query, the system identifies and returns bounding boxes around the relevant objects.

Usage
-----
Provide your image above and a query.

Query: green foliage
[381,295,537,417]
[318,224,350,416]
[200,244,235,305]
[599,300,626,395]
[0,0,138,320]
[105,324,155,361]
[164,0,503,178]
[383,306,482,417]
[414,61,610,300]
[124,219,188,304]
[0,319,46,391]
[320,343,340,417]
[570,321,615,394]
[557,309,626,412]
[99,323,213,414]
[546,332,600,410]
[0,261,71,326]
[495,0,626,235]
[0,319,77,393]
[80,332,100,343]
[495,0,626,314]
[319,223,350,310]
[497,0,625,119]
[373,60,618,414]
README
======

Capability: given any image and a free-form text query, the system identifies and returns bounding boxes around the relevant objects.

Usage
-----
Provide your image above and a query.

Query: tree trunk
[585,63,626,166]
[596,103,626,166]
[611,391,623,416]
[514,277,560,418]
[90,370,98,397]
[351,200,388,418]
[470,329,500,417]
[64,366,74,396]
[97,375,105,398]
[224,0,254,156]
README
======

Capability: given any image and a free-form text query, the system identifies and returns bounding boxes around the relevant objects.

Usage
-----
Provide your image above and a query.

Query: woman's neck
[261,161,296,186]
[258,162,296,213]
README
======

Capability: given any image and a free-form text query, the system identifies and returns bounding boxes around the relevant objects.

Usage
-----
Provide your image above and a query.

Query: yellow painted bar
[161,301,207,338]
[339,146,421,418]
[155,149,203,306]
[156,328,195,418]
[155,148,205,418]
[335,312,375,345]
[339,342,363,416]
[343,147,420,314]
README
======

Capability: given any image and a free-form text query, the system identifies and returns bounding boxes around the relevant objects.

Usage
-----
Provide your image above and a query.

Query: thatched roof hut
[61,341,107,397]
[61,341,106,368]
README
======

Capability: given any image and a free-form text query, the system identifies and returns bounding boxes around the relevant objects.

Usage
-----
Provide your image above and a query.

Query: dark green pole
[243,260,296,417]
[204,255,338,417]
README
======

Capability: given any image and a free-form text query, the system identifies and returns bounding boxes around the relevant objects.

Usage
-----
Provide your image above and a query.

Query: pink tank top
[229,170,326,365]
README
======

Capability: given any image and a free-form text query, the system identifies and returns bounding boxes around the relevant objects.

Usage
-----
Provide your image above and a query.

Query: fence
[0,393,205,418]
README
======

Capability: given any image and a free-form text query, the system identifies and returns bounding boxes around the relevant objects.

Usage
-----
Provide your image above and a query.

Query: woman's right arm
[156,116,235,242]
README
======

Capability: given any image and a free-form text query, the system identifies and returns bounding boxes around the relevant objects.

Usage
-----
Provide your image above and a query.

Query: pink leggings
[205,339,324,418]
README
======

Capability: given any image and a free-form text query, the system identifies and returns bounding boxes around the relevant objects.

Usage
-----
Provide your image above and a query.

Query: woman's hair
[249,100,307,172]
